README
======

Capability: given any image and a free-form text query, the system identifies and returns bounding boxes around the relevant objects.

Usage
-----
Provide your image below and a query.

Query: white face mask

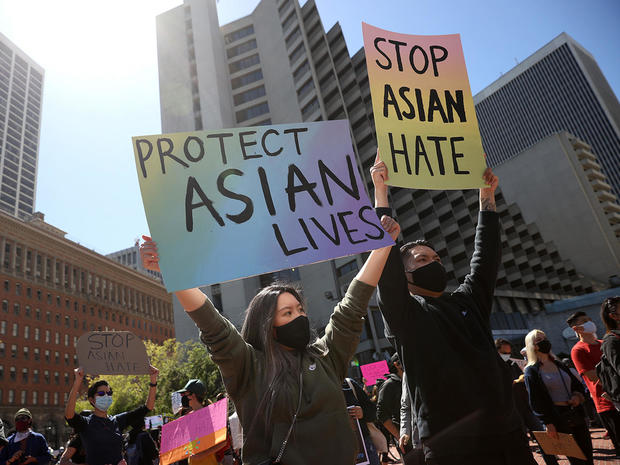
[499,353,511,362]
[581,321,597,336]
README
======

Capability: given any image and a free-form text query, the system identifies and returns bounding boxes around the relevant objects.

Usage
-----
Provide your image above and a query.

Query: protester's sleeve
[455,211,501,320]
[376,380,399,425]
[187,297,257,398]
[603,336,620,375]
[115,405,150,432]
[65,414,88,433]
[317,279,375,380]
[400,374,412,438]
[524,366,557,426]
[352,378,376,423]
[30,434,52,465]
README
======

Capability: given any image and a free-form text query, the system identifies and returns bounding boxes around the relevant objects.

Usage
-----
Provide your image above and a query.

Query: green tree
[76,339,222,417]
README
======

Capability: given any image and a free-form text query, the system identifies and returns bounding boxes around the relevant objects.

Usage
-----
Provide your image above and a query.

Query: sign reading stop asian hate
[76,331,150,375]
[362,23,487,190]
[132,120,394,292]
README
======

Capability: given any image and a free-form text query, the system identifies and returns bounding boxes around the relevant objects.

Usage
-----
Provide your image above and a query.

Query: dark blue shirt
[66,406,148,465]
[0,431,51,465]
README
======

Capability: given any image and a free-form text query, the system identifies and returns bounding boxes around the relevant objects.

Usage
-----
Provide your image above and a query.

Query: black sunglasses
[95,390,113,396]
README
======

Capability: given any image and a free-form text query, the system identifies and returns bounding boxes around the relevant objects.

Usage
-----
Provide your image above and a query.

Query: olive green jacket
[188,279,375,465]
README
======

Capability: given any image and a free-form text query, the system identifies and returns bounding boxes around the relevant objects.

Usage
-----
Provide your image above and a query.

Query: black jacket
[376,373,402,428]
[376,210,521,457]
[523,359,585,426]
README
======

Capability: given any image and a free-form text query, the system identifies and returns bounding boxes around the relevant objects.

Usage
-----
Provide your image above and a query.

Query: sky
[0,0,618,255]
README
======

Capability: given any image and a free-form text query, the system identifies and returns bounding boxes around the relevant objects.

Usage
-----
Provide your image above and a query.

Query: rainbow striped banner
[160,398,228,465]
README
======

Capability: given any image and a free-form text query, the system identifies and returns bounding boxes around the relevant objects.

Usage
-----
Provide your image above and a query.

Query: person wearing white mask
[64,366,159,465]
[568,311,620,456]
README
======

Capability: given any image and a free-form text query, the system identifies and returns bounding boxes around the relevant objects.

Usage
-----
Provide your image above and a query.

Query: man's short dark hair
[601,296,620,332]
[566,311,588,327]
[495,338,511,350]
[87,380,109,398]
[400,240,436,263]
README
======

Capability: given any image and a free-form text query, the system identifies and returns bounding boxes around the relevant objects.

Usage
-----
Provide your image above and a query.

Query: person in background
[568,310,620,456]
[0,419,7,451]
[600,297,620,410]
[58,411,91,465]
[177,379,208,413]
[0,409,52,465]
[524,329,593,465]
[64,367,159,465]
[376,353,403,464]
[497,339,559,465]
[126,424,158,465]
[342,377,381,465]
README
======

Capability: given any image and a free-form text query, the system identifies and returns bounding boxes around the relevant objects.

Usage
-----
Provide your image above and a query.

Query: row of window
[224,24,254,45]
[0,345,76,365]
[236,101,270,123]
[226,39,257,60]
[0,238,173,321]
[0,322,75,345]
[0,388,68,406]
[1,298,172,337]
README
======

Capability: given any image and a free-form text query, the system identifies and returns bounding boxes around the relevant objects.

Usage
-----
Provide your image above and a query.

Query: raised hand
[140,235,161,272]
[370,151,389,208]
[381,215,400,241]
[480,167,498,212]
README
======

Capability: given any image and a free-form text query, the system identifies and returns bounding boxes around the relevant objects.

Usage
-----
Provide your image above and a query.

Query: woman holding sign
[140,214,399,465]
[523,330,593,465]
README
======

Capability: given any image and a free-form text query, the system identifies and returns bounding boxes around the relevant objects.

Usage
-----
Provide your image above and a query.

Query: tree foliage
[77,339,222,417]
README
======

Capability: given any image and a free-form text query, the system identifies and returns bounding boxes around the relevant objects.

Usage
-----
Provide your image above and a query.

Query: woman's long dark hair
[240,282,322,424]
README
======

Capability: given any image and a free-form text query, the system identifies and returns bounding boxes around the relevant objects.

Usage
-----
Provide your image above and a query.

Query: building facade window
[226,39,257,59]
[236,101,269,123]
[224,25,254,45]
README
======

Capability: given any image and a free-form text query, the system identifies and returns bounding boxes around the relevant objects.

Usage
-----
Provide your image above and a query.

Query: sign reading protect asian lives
[133,120,394,292]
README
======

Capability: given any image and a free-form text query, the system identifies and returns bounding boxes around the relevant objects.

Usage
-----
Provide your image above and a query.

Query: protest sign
[76,331,149,375]
[360,360,390,386]
[133,120,394,291]
[171,392,183,415]
[349,416,370,465]
[362,23,487,190]
[160,399,228,465]
[145,415,164,429]
[533,431,586,460]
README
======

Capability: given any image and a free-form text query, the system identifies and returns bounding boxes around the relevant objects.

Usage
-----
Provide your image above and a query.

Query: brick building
[0,211,174,448]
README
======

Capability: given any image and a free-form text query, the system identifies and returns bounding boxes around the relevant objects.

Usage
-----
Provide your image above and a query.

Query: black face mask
[537,339,552,354]
[274,315,310,351]
[407,261,447,293]
[181,395,190,408]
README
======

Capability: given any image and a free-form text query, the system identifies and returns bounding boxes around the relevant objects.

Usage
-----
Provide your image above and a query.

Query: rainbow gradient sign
[133,120,394,292]
[362,23,486,190]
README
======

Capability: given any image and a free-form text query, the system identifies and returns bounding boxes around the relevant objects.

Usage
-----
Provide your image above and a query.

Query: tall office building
[157,0,603,354]
[474,33,620,198]
[0,33,43,219]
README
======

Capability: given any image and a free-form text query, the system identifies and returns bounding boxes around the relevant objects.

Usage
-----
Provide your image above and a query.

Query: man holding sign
[372,158,536,464]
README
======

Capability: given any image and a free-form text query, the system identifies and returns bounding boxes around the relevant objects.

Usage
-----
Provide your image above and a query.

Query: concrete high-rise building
[156,0,605,354]
[0,33,44,219]
[474,33,620,198]
[494,132,620,285]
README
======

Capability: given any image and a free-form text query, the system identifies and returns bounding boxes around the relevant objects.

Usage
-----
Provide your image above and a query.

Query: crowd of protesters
[1,153,619,465]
